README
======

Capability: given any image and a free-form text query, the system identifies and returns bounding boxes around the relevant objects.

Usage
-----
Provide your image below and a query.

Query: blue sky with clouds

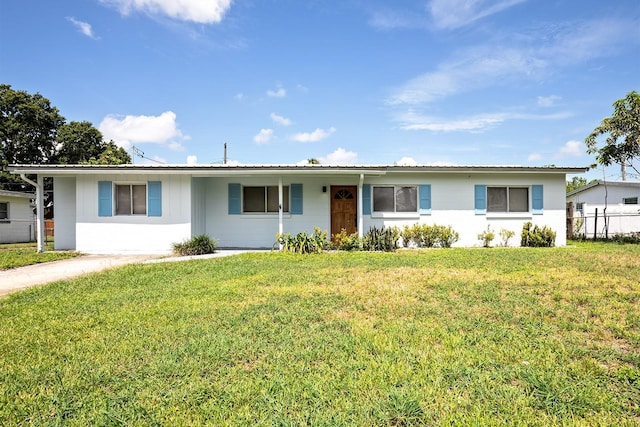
[1,0,638,179]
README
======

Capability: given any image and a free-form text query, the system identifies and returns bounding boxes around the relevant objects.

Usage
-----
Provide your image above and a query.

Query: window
[243,186,289,213]
[373,186,417,213]
[487,187,529,213]
[0,202,8,221]
[623,197,638,205]
[115,184,146,215]
[576,202,584,213]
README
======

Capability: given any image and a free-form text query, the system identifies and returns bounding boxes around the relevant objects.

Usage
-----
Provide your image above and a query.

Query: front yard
[0,242,78,270]
[1,242,638,425]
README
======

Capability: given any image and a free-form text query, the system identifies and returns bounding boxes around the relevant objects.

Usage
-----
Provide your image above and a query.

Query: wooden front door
[331,186,357,237]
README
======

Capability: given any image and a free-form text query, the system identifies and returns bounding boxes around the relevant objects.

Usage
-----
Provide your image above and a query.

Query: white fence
[568,203,640,239]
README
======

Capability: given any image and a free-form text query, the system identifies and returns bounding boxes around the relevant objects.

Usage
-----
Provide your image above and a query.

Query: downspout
[358,173,364,238]
[20,174,45,253]
[278,177,283,249]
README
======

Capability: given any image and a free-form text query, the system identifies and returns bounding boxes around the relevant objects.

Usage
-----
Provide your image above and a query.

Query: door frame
[330,185,358,238]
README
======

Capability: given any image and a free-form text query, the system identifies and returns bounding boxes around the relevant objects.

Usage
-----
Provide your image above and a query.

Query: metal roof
[566,180,640,197]
[0,190,34,199]
[6,163,589,176]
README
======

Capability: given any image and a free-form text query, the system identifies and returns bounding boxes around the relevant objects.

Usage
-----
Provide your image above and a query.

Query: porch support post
[358,173,364,238]
[20,173,45,252]
[278,177,283,249]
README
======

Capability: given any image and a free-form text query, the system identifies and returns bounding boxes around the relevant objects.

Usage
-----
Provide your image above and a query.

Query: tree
[566,176,587,193]
[585,91,640,176]
[1,85,132,190]
[87,141,131,165]
[307,158,320,164]
[1,84,66,190]
[53,121,105,164]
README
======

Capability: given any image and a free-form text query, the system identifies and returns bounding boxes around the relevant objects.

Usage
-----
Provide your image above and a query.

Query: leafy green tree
[53,121,105,164]
[87,141,131,165]
[1,84,66,190]
[585,91,640,175]
[566,176,587,193]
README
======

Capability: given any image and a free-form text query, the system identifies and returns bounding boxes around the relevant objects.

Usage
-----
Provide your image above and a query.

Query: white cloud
[290,127,336,143]
[528,152,543,162]
[66,17,98,39]
[537,95,561,107]
[387,47,544,106]
[186,155,198,165]
[267,86,286,98]
[270,113,292,126]
[397,110,508,132]
[369,9,422,31]
[101,0,232,24]
[319,148,358,165]
[396,109,571,133]
[253,128,274,144]
[387,18,638,108]
[557,140,585,158]
[99,111,183,149]
[234,93,245,101]
[395,157,418,166]
[168,141,185,151]
[428,0,527,30]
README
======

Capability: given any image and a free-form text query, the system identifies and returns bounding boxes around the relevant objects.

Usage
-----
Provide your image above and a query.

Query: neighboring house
[0,190,35,244]
[567,180,640,238]
[7,164,587,254]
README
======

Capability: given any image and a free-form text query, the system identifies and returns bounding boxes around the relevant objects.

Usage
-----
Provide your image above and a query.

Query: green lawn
[1,242,638,425]
[0,242,79,270]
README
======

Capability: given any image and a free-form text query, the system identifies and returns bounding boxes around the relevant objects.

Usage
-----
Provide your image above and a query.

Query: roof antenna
[224,142,227,165]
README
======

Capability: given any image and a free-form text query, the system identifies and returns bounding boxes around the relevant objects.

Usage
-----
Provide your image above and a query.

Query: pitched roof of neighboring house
[6,164,589,175]
[567,180,640,197]
[0,190,34,199]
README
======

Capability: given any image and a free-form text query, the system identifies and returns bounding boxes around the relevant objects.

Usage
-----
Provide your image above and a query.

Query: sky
[1,0,639,180]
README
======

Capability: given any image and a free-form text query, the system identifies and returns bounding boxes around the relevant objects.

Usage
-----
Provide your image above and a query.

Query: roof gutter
[19,174,45,252]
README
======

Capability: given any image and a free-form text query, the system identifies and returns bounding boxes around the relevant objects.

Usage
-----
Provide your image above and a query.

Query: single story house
[0,190,35,244]
[7,164,587,254]
[567,180,640,238]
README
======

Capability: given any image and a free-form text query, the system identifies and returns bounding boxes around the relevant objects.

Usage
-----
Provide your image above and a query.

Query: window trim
[486,186,530,214]
[623,197,638,205]
[0,201,9,222]
[115,183,147,216]
[242,185,290,214]
[371,185,419,216]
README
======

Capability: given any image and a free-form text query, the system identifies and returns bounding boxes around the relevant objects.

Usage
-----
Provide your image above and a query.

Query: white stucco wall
[567,182,640,205]
[75,174,192,254]
[363,172,567,247]
[202,176,333,248]
[54,177,76,250]
[201,171,568,248]
[0,194,34,243]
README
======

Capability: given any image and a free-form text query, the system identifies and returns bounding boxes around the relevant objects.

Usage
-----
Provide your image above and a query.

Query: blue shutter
[475,185,486,215]
[148,181,162,217]
[98,181,112,217]
[362,184,371,215]
[532,185,543,215]
[228,183,241,215]
[290,184,303,214]
[419,184,431,215]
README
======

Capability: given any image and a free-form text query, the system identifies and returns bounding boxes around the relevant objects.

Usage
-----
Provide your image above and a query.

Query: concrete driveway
[0,250,259,296]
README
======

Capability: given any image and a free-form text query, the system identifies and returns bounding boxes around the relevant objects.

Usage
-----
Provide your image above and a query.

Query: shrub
[437,225,459,248]
[499,228,515,247]
[400,223,459,248]
[172,234,217,256]
[332,228,362,251]
[275,227,328,254]
[478,226,495,248]
[521,222,556,247]
[363,226,400,252]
